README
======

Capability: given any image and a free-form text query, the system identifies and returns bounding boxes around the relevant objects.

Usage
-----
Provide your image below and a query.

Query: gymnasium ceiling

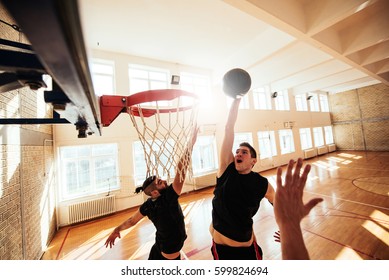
[79,0,389,95]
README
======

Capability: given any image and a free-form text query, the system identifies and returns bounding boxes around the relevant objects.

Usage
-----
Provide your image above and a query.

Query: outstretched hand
[274,230,281,243]
[274,158,323,227]
[104,230,121,248]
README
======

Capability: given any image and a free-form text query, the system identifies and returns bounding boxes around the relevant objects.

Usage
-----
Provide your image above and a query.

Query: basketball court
[41,151,389,260]
[1,0,388,269]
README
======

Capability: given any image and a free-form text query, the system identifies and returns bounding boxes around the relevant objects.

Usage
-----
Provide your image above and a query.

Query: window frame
[90,59,115,96]
[257,130,277,159]
[58,143,119,202]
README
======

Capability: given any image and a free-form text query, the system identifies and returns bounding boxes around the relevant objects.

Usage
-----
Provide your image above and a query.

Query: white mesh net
[129,92,199,183]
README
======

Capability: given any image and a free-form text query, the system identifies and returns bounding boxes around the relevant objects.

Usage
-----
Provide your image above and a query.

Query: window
[253,86,271,110]
[257,130,277,159]
[313,127,325,147]
[129,64,169,93]
[308,93,320,112]
[192,136,218,176]
[295,94,308,111]
[227,94,250,109]
[90,59,115,96]
[180,72,212,108]
[59,144,119,201]
[133,139,175,185]
[274,89,290,111]
[233,132,253,153]
[299,128,312,150]
[319,94,330,112]
[279,129,295,154]
[324,126,334,144]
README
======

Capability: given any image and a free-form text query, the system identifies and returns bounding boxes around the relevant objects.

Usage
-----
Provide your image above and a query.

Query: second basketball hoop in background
[222,68,251,99]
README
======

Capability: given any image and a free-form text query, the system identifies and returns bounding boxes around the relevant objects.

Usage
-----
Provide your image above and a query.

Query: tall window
[128,64,170,107]
[279,129,295,154]
[180,72,212,108]
[313,127,325,147]
[133,140,175,185]
[129,64,169,91]
[90,59,115,96]
[274,89,290,111]
[299,128,312,150]
[319,94,330,112]
[295,94,308,111]
[308,93,320,112]
[59,144,119,201]
[253,86,272,110]
[324,126,334,144]
[257,130,277,159]
[233,132,253,153]
[192,136,218,176]
[227,94,250,109]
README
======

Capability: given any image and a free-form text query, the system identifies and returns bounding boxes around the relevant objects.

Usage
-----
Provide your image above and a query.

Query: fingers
[285,159,294,185]
[273,230,281,243]
[276,167,283,188]
[300,164,311,187]
[304,198,323,216]
[292,158,303,184]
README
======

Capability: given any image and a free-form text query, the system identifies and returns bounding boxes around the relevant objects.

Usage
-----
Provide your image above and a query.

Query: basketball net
[128,90,199,184]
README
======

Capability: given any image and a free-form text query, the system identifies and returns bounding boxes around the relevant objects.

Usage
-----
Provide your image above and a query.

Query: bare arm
[274,158,323,259]
[105,209,144,248]
[217,98,241,177]
[172,126,199,195]
[264,182,275,205]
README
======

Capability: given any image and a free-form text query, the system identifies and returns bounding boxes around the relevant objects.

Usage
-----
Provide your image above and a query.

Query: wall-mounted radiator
[68,195,116,224]
[317,146,328,155]
[328,144,336,152]
[304,148,316,159]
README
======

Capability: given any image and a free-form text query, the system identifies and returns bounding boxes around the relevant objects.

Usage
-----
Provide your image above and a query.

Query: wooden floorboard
[41,151,389,260]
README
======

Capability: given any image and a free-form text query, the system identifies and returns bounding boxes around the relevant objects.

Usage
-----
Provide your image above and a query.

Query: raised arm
[274,158,323,259]
[265,182,276,205]
[105,209,144,248]
[217,98,241,177]
[172,126,199,195]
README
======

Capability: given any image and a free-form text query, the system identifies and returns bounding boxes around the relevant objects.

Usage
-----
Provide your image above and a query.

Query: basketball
[222,68,251,98]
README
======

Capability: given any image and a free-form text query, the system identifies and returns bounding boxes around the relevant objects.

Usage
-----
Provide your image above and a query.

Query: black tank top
[140,185,187,253]
[212,163,268,242]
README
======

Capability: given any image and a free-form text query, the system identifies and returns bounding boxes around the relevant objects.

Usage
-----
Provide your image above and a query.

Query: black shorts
[148,243,181,260]
[211,240,263,260]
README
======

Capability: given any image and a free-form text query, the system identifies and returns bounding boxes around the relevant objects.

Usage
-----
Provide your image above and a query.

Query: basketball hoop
[128,89,199,183]
[99,89,199,182]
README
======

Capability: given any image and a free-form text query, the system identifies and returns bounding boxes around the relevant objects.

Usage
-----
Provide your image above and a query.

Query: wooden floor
[42,151,389,260]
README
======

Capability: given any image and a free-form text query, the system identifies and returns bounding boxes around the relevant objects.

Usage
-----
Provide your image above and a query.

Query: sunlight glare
[335,247,363,260]
[362,220,389,246]
[338,153,356,158]
[129,240,153,260]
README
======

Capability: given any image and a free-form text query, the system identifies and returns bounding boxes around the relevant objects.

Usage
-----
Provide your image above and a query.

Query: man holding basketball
[210,69,275,260]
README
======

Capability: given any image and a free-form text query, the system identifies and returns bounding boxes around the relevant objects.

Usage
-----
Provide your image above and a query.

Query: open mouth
[236,159,242,163]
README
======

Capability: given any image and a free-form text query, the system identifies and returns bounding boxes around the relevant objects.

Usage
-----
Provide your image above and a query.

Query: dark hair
[239,142,257,158]
[135,175,156,194]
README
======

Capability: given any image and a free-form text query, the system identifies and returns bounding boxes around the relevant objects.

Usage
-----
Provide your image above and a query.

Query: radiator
[68,195,116,224]
[317,146,328,155]
[328,144,336,152]
[303,148,316,159]
[193,172,216,190]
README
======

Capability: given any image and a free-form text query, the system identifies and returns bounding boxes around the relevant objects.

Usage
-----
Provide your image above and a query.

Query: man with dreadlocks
[105,128,198,260]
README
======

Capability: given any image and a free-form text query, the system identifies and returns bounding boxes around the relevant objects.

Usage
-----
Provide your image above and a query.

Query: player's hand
[104,230,121,248]
[274,230,281,243]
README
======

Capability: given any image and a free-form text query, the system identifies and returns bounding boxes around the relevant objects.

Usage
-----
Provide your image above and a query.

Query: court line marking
[304,191,389,211]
